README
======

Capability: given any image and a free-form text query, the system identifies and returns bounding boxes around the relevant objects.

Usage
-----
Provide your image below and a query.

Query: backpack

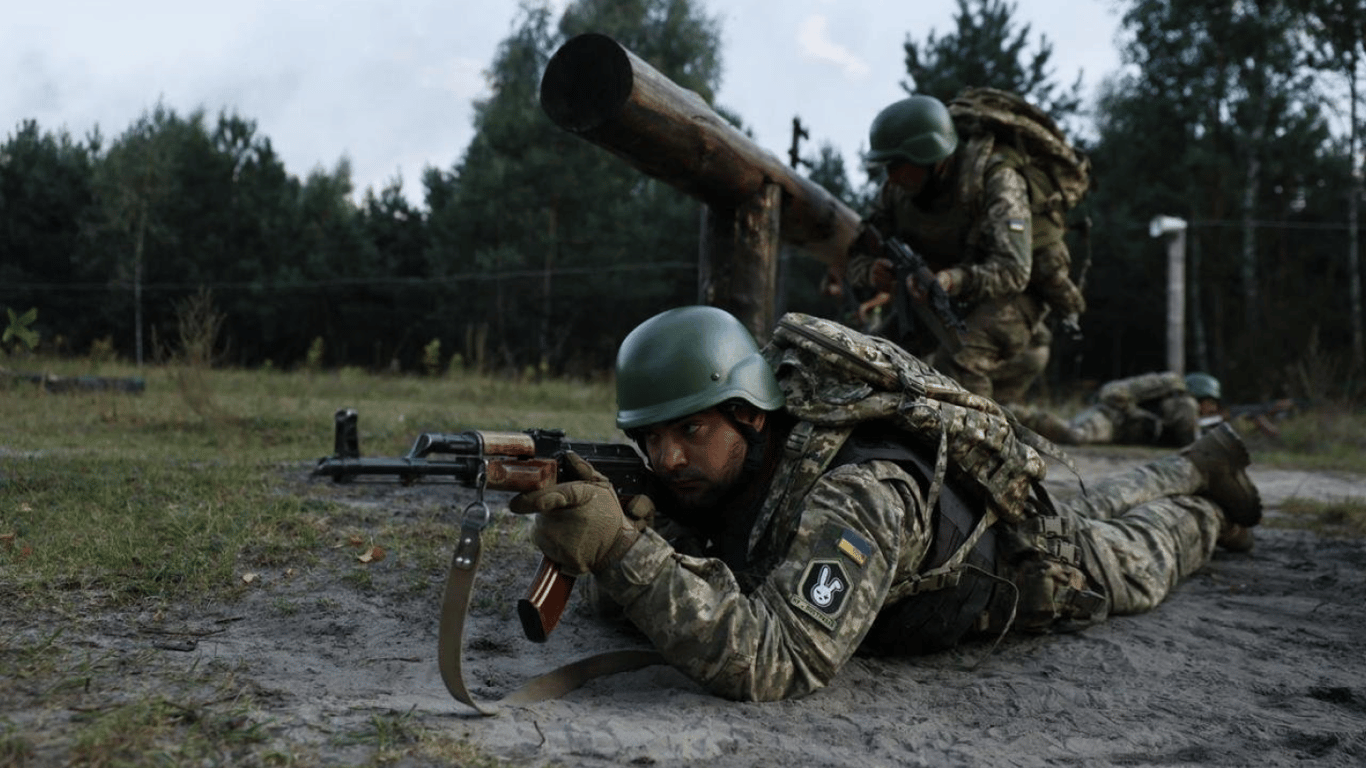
[948,86,1092,221]
[763,312,1103,633]
[948,88,1092,317]
[765,311,1061,524]
[1097,371,1187,411]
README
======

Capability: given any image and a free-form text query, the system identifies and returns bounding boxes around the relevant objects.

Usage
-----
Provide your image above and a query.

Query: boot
[1217,522,1255,553]
[1180,422,1262,526]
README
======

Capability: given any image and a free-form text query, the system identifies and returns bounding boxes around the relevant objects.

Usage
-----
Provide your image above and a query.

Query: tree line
[2,0,1363,402]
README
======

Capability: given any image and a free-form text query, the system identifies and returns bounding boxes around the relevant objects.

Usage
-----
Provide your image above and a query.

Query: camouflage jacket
[594,421,935,701]
[847,145,1034,307]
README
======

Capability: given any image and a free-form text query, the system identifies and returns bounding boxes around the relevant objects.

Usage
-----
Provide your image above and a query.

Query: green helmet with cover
[615,306,784,431]
[1184,372,1222,401]
[865,95,960,167]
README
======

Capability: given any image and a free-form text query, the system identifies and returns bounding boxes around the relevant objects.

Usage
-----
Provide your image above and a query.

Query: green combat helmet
[1185,372,1222,401]
[864,95,960,168]
[615,306,785,431]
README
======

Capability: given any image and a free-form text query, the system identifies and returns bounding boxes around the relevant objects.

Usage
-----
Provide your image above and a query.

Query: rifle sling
[437,514,664,716]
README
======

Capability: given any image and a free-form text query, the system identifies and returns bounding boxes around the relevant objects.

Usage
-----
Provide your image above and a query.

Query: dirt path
[9,447,1366,766]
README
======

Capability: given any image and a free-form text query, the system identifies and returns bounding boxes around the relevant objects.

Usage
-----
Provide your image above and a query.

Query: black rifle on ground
[313,408,650,642]
[883,236,967,353]
[1226,398,1307,420]
[1199,399,1308,439]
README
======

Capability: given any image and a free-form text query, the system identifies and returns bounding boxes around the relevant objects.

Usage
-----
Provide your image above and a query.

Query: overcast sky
[5,0,1128,207]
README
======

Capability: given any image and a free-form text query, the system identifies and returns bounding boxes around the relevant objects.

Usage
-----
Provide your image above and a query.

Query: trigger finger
[563,452,608,483]
[508,488,568,515]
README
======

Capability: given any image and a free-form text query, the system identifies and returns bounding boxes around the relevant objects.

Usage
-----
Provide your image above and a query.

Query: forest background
[4,0,1365,405]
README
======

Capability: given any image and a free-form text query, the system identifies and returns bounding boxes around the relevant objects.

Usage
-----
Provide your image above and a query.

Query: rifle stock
[314,409,650,642]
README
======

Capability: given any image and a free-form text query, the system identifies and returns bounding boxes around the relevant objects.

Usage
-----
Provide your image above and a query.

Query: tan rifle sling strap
[436,476,664,716]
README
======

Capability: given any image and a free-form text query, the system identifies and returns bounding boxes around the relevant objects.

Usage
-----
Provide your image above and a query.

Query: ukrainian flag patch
[836,528,870,567]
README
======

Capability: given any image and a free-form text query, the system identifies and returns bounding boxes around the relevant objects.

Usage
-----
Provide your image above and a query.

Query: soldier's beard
[661,445,748,512]
[661,423,767,519]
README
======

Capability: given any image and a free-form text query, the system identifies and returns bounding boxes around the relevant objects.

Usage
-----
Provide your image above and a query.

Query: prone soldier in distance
[1011,372,1202,447]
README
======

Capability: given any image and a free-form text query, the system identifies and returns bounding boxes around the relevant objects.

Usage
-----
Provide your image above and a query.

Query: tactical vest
[880,173,974,271]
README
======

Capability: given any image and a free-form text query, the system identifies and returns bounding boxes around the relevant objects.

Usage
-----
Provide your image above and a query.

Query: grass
[1245,403,1366,474]
[0,357,617,606]
[1267,496,1366,537]
[0,356,615,767]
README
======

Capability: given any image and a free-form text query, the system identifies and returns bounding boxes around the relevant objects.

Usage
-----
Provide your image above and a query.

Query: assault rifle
[1227,398,1306,421]
[312,408,650,642]
[1198,399,1307,439]
[883,236,967,353]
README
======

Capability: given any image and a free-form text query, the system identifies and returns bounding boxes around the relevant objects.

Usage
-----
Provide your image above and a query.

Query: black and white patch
[791,558,851,630]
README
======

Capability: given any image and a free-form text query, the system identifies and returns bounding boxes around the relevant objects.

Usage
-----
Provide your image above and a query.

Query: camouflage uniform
[846,143,1084,399]
[991,322,1051,405]
[593,381,1226,702]
[1013,372,1201,447]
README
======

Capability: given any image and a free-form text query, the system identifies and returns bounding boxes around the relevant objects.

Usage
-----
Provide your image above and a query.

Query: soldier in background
[844,93,1086,401]
[1011,371,1202,447]
[1187,372,1226,436]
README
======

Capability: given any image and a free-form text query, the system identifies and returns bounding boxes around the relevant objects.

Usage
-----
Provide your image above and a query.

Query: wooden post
[540,33,860,336]
[700,183,782,339]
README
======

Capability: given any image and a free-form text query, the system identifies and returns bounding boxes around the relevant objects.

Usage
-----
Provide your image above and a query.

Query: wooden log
[700,182,782,339]
[539,33,860,271]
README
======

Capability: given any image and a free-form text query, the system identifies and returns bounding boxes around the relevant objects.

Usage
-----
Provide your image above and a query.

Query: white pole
[1149,216,1188,374]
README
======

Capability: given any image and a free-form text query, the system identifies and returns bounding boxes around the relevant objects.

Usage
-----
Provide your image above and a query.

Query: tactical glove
[620,492,656,533]
[508,452,640,575]
[936,267,966,297]
[1059,313,1083,342]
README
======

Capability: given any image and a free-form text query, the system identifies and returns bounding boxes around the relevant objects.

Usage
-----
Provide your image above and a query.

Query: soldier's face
[887,161,930,194]
[641,407,766,510]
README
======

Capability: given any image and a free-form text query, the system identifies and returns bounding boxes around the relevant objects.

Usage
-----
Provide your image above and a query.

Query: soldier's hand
[819,267,844,298]
[621,492,655,532]
[870,258,896,293]
[508,452,638,575]
[1060,314,1083,341]
[935,268,965,297]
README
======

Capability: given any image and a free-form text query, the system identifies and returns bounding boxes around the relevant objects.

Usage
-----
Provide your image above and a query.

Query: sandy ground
[9,445,1366,766]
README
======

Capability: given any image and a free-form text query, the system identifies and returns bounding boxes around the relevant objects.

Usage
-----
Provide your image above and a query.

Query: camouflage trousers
[932,293,1045,400]
[991,323,1052,405]
[1059,454,1221,615]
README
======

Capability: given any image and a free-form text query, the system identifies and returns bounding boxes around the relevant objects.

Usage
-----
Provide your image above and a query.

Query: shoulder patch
[791,559,851,631]
[837,528,871,567]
